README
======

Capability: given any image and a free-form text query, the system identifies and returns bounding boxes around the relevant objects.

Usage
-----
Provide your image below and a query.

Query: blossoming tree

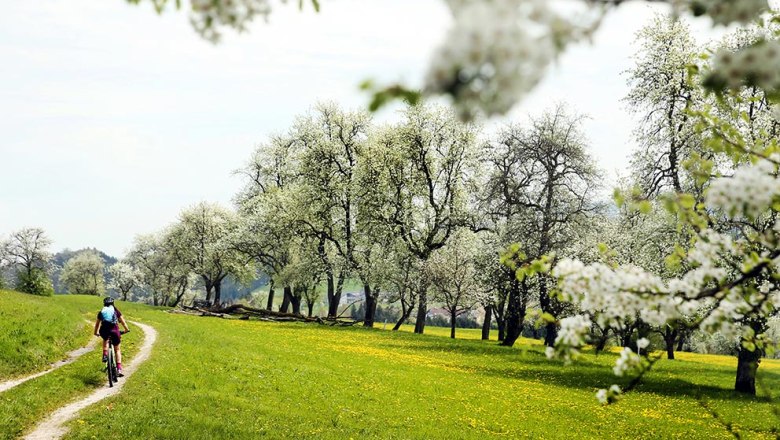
[108,261,142,301]
[123,0,780,402]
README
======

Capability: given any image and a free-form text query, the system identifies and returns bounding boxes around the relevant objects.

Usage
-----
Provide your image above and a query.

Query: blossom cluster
[705,156,780,219]
[709,40,780,94]
[552,229,756,345]
[190,0,273,42]
[688,0,769,25]
[613,347,644,377]
[553,259,671,329]
[549,157,780,403]
[424,0,595,121]
[424,0,772,119]
[544,314,592,364]
[596,384,622,405]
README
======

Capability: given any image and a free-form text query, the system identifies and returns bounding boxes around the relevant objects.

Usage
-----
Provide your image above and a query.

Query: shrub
[15,268,54,296]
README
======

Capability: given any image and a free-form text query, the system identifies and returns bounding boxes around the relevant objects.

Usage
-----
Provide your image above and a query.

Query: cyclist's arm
[94,318,101,336]
[118,315,130,332]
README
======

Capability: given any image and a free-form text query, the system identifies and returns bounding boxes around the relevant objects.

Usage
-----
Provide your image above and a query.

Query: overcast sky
[0,0,730,257]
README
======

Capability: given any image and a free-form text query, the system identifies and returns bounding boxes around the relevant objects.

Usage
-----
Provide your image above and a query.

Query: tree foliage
[108,261,142,301]
[61,250,106,296]
[1,228,53,296]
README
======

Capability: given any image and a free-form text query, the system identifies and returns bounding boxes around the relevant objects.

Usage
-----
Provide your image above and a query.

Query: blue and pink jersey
[97,306,123,344]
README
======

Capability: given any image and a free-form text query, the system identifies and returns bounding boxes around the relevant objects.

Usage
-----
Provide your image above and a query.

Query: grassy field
[0,290,91,379]
[2,292,780,439]
[386,323,546,344]
[0,291,144,439]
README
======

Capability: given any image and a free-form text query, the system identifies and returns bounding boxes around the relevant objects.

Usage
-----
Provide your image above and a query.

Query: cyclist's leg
[101,338,109,361]
[114,343,122,366]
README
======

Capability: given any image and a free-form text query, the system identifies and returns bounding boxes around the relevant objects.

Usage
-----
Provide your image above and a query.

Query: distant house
[339,291,363,305]
[426,307,450,319]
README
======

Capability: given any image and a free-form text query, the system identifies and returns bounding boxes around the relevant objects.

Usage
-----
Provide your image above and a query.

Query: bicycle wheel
[107,345,115,387]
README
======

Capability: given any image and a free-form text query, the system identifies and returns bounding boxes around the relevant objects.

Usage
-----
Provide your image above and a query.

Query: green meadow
[1,290,779,439]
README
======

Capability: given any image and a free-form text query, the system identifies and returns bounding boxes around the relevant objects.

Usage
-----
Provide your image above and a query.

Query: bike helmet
[103,297,115,306]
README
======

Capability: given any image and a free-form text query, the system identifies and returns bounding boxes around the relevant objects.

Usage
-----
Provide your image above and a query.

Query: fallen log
[176,303,362,326]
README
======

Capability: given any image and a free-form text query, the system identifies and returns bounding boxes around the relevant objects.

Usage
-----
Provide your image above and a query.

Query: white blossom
[596,384,622,405]
[706,157,780,218]
[547,314,592,364]
[772,106,780,122]
[689,0,769,25]
[425,0,596,121]
[595,388,608,404]
[709,40,780,94]
[613,347,643,377]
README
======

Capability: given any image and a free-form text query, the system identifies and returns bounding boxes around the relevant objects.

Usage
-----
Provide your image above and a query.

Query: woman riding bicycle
[94,297,130,376]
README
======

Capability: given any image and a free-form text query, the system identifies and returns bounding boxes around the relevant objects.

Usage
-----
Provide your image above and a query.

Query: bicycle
[103,330,128,388]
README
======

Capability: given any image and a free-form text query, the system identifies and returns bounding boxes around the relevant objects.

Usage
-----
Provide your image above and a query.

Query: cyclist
[93,297,130,376]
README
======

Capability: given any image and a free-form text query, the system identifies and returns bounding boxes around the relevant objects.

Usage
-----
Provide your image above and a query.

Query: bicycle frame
[103,329,126,388]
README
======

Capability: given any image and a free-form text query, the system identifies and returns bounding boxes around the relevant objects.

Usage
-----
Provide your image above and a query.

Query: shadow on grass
[369,331,780,403]
[478,362,777,403]
[265,322,780,404]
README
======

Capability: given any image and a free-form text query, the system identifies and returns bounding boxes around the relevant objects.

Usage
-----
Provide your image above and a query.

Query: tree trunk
[676,331,687,351]
[121,290,128,302]
[620,328,633,348]
[363,284,377,328]
[307,301,314,318]
[544,322,558,347]
[266,281,275,311]
[170,281,187,308]
[734,320,766,395]
[734,345,761,395]
[290,293,302,316]
[494,293,507,342]
[213,281,222,307]
[481,305,493,341]
[502,295,521,346]
[326,274,337,318]
[204,280,213,303]
[663,327,678,360]
[279,286,292,313]
[393,303,414,331]
[595,334,608,352]
[450,310,457,339]
[593,325,609,352]
[537,276,558,347]
[414,290,427,334]
[501,279,525,347]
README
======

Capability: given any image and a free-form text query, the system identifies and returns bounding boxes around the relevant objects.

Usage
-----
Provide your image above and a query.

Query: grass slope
[0,290,91,379]
[2,293,779,439]
[60,296,780,440]
[0,292,143,440]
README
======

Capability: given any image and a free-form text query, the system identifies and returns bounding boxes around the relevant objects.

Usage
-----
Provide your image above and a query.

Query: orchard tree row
[109,14,780,397]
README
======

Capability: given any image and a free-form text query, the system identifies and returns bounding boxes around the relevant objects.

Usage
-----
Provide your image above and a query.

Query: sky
[0,0,731,257]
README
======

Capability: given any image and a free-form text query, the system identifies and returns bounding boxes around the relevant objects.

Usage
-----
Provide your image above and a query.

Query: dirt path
[24,321,158,440]
[0,342,96,394]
